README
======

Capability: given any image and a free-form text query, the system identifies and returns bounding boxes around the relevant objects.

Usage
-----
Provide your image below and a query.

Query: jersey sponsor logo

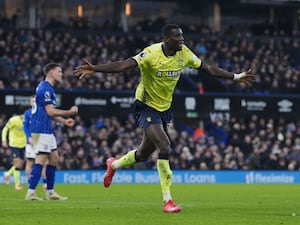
[157,70,181,79]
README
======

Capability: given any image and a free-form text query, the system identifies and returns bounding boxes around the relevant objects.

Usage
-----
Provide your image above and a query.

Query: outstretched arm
[74,58,137,79]
[199,63,256,87]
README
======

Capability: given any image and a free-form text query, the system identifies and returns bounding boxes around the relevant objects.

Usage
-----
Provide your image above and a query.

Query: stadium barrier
[1,90,300,120]
[1,170,300,184]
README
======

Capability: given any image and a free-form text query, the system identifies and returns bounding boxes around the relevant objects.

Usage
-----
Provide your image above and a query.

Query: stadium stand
[0,3,300,171]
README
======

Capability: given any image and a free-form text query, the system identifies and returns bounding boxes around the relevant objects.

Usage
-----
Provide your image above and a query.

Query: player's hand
[2,141,8,148]
[28,137,33,145]
[233,69,256,87]
[70,106,78,115]
[74,59,95,79]
[65,118,75,127]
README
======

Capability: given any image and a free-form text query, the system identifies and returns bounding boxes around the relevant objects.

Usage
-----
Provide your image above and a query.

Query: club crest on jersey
[177,59,183,67]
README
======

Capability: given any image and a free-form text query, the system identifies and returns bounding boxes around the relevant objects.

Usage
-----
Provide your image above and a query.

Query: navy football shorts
[133,100,173,130]
[10,146,25,160]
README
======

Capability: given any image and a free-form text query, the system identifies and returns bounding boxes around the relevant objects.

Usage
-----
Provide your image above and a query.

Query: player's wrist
[233,72,245,80]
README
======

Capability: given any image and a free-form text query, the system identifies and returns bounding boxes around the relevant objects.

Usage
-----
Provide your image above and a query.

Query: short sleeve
[132,47,152,67]
[184,45,202,69]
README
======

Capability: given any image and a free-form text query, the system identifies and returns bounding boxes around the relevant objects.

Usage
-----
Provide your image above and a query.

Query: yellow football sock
[7,166,15,176]
[112,149,137,170]
[13,170,21,186]
[157,159,173,201]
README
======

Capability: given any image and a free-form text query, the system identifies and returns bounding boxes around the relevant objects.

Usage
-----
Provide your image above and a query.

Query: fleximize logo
[245,172,295,184]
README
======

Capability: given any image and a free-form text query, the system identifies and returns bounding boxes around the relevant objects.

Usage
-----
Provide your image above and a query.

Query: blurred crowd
[0,112,299,171]
[0,17,300,94]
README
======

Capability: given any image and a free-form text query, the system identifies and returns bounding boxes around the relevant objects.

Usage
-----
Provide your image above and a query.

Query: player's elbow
[46,111,56,117]
[114,62,130,72]
[45,108,56,117]
[115,59,136,72]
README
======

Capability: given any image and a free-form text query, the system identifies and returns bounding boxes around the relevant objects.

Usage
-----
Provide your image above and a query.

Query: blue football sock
[46,165,56,190]
[29,164,43,189]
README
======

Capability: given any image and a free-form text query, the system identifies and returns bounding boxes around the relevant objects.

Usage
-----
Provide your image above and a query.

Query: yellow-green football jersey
[1,115,26,148]
[132,42,201,111]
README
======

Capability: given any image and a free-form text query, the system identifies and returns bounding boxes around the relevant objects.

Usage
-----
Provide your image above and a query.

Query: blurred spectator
[6,112,295,171]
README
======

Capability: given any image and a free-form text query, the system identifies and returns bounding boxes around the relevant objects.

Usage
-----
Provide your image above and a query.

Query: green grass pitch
[0,183,299,225]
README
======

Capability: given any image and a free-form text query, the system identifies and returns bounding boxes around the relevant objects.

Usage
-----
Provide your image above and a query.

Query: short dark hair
[17,105,27,115]
[43,63,61,75]
[161,24,180,37]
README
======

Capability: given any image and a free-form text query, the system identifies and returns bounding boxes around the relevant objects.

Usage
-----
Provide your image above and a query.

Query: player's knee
[48,157,59,165]
[159,148,171,155]
[157,143,171,155]
[135,150,150,162]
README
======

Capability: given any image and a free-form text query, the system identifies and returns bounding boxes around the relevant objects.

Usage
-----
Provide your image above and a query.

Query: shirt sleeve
[1,118,12,142]
[132,47,151,67]
[184,45,202,69]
